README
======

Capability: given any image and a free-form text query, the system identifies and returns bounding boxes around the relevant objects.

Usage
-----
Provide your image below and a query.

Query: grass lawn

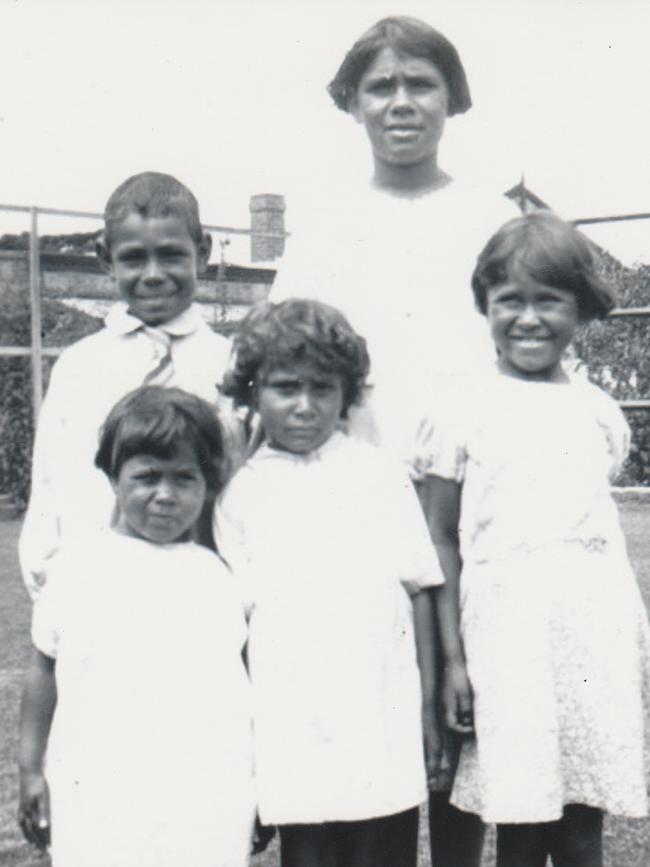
[2,503,650,866]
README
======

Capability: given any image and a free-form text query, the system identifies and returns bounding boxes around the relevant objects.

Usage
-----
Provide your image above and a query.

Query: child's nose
[153,480,176,502]
[143,257,164,283]
[518,303,542,325]
[294,389,316,414]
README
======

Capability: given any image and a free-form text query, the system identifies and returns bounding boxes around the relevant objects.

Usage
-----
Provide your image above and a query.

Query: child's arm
[417,475,473,735]
[412,587,443,786]
[18,646,57,851]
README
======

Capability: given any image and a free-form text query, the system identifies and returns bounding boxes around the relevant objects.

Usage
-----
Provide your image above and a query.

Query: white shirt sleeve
[19,360,68,601]
[386,461,446,594]
[30,553,69,657]
[213,478,255,616]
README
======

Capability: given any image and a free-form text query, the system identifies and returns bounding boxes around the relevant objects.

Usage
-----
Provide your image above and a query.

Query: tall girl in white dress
[273,21,514,862]
[18,386,255,867]
[215,298,444,867]
[420,212,650,867]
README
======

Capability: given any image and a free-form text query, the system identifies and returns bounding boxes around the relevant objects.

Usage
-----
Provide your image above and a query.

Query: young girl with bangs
[420,211,650,867]
[18,387,255,867]
[215,298,444,867]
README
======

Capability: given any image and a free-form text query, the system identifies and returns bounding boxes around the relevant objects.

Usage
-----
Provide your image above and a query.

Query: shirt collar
[253,429,348,464]
[104,302,204,337]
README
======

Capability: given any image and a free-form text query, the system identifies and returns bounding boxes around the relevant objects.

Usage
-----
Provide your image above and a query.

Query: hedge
[0,288,102,508]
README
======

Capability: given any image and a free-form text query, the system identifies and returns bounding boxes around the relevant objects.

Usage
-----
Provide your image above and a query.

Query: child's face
[101,212,210,325]
[111,443,206,545]
[256,362,344,454]
[486,277,579,381]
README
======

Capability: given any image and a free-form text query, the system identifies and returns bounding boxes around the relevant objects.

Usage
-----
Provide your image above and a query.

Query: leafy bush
[0,288,102,508]
[573,256,650,485]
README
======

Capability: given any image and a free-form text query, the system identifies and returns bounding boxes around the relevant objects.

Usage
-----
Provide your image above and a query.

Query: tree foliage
[573,255,650,485]
[0,288,102,507]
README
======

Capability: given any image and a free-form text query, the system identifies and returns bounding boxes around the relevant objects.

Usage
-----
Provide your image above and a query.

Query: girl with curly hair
[215,298,444,867]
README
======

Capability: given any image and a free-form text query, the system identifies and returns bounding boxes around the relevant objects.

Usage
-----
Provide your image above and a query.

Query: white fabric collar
[104,302,203,338]
[253,429,349,465]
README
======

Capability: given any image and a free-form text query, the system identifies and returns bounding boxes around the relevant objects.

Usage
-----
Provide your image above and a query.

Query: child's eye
[365,78,394,95]
[313,382,337,395]
[160,249,187,261]
[134,470,160,484]
[118,251,146,266]
[408,76,438,91]
[494,294,522,308]
[537,294,564,305]
[270,382,300,396]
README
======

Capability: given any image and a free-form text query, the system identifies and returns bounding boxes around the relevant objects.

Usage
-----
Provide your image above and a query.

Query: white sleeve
[30,553,69,657]
[594,388,631,481]
[407,402,468,484]
[19,360,68,601]
[213,479,255,616]
[387,463,445,594]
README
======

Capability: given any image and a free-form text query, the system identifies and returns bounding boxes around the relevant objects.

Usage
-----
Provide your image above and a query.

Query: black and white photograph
[1,2,649,866]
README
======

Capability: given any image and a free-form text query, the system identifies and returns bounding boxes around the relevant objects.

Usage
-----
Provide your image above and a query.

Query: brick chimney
[249,194,286,262]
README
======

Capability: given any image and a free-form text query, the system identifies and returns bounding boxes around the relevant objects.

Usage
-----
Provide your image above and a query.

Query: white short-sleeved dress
[420,367,650,823]
[272,179,515,469]
[214,432,443,825]
[32,530,255,867]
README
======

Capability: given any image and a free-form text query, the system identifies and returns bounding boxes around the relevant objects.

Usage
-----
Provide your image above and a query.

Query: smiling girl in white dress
[215,298,444,867]
[419,211,650,867]
[18,386,255,867]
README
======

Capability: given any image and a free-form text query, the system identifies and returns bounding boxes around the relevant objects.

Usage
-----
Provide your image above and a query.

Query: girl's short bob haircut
[95,386,226,493]
[472,211,616,321]
[223,298,370,418]
[328,16,471,117]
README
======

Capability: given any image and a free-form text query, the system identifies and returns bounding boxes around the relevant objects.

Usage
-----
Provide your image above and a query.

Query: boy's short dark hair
[328,15,471,116]
[95,386,225,493]
[223,298,370,418]
[471,211,616,321]
[103,171,203,248]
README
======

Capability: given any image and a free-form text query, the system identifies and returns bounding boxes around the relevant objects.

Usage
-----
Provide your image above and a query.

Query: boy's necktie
[142,326,175,386]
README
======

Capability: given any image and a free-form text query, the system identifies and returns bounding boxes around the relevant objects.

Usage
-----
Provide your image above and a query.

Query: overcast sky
[1,0,648,264]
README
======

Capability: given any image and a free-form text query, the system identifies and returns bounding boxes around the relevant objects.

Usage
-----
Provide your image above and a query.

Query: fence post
[29,206,43,420]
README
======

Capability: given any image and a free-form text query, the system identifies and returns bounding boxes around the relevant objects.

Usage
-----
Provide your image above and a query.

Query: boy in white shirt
[20,171,235,598]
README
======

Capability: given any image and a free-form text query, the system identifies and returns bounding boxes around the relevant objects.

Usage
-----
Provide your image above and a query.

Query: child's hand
[18,769,51,851]
[251,815,276,855]
[443,660,475,735]
[422,702,447,789]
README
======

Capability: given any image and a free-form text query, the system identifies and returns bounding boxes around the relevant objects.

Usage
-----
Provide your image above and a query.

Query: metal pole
[29,207,43,420]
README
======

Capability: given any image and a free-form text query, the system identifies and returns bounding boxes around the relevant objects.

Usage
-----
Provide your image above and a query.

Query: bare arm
[411,587,443,784]
[417,475,473,735]
[18,646,57,850]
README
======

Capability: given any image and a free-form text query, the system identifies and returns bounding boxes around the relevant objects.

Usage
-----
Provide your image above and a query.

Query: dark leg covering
[279,808,419,867]
[496,822,550,867]
[429,791,485,867]
[548,805,603,867]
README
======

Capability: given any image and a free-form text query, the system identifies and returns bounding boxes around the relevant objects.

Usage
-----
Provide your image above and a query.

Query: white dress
[421,367,650,823]
[32,530,255,867]
[214,432,444,825]
[272,179,515,469]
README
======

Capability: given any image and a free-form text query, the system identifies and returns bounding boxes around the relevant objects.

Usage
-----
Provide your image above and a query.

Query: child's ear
[96,233,113,275]
[197,232,212,274]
